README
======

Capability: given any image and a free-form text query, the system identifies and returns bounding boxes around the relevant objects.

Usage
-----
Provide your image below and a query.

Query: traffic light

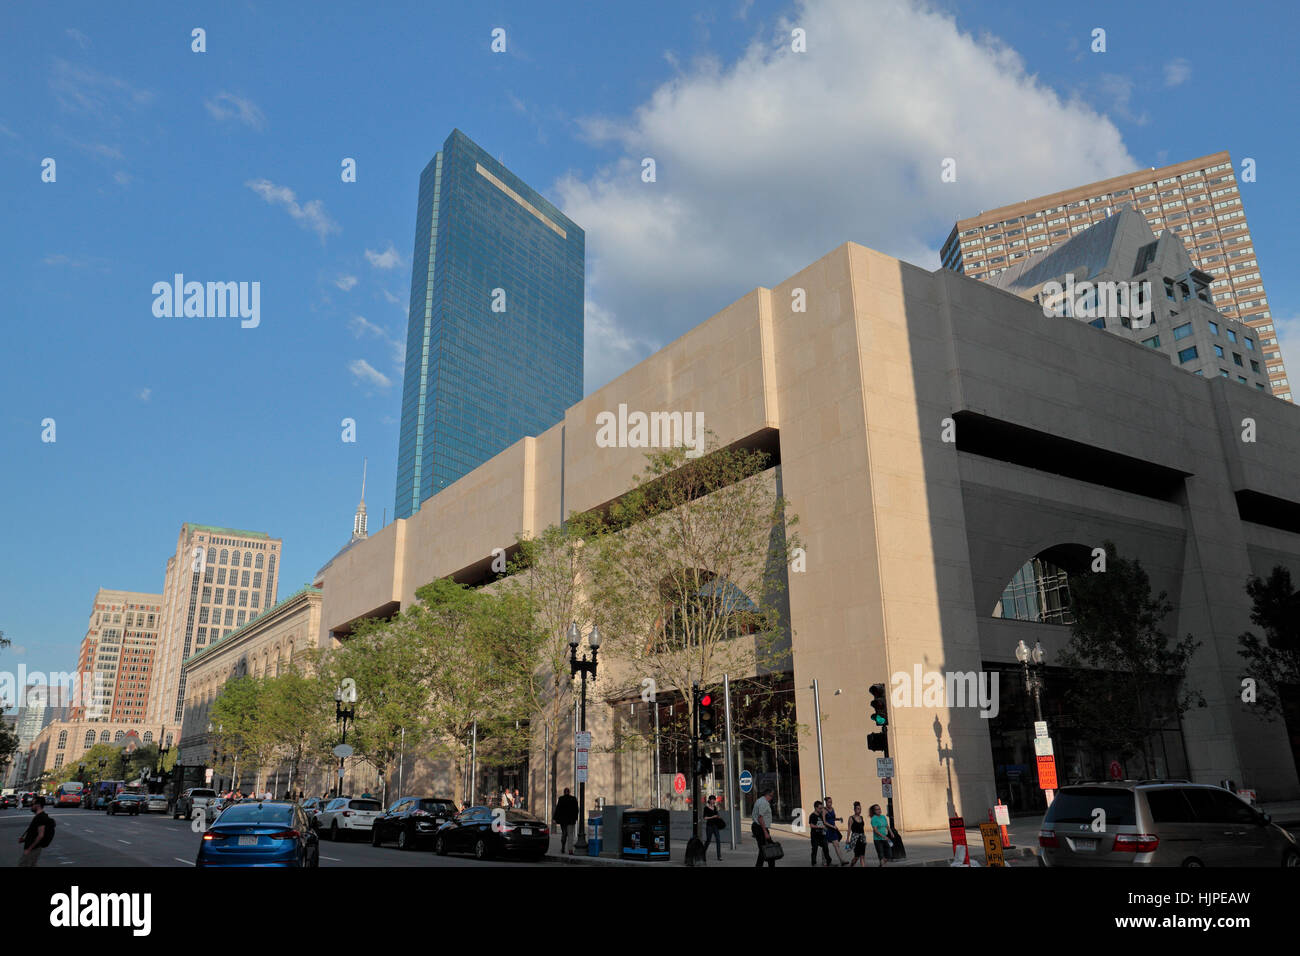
[697,691,717,740]
[868,682,888,752]
[694,754,713,777]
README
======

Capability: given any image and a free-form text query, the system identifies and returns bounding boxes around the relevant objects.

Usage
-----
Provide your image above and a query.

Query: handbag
[760,840,785,861]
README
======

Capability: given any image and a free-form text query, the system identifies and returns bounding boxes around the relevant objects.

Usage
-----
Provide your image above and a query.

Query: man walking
[554,787,580,855]
[18,796,52,867]
[751,786,777,867]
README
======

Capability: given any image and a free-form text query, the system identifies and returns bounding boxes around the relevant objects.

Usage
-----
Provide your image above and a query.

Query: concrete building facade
[67,588,163,723]
[941,151,1291,401]
[26,720,167,780]
[313,241,1300,830]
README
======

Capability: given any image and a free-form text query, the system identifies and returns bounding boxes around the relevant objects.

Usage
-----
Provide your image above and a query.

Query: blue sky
[1,0,1297,689]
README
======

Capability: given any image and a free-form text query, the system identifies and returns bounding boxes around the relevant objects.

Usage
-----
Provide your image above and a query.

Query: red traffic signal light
[700,694,712,707]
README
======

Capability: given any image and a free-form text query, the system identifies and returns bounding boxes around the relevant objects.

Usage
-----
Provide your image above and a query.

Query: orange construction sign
[1037,754,1058,790]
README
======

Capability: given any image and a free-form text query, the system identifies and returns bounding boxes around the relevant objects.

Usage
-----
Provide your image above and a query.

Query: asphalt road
[0,807,546,867]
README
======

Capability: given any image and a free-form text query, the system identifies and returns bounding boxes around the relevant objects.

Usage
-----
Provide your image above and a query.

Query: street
[0,807,547,868]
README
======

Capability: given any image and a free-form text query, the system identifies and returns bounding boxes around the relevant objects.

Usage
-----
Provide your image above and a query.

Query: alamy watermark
[595,403,705,458]
[152,274,260,328]
[1039,277,1152,328]
[891,665,1000,718]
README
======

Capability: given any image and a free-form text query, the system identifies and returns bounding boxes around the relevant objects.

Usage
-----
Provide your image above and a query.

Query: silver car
[1038,782,1298,867]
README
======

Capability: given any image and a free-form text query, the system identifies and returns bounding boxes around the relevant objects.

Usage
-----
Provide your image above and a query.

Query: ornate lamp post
[334,685,356,798]
[568,622,600,851]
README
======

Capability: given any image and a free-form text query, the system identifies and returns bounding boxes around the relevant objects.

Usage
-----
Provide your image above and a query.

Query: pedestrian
[870,804,892,866]
[513,788,522,809]
[264,789,272,801]
[554,787,579,855]
[751,785,778,867]
[847,802,868,866]
[822,796,849,865]
[18,796,53,867]
[702,794,725,861]
[808,800,832,866]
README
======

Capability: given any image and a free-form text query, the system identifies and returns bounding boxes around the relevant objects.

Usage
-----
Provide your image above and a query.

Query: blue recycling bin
[587,814,603,856]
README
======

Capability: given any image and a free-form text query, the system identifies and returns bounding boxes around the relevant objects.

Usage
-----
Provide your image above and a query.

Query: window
[1142,335,1160,348]
[231,550,241,566]
[255,553,265,570]
[1208,321,1219,335]
[1226,328,1237,343]
[243,552,253,568]
[1178,346,1199,363]
[214,588,224,604]
[58,730,67,749]
[1173,322,1193,340]
[84,730,94,747]
[1251,360,1260,373]
[241,570,250,588]
[1233,353,1243,366]
[1214,345,1224,358]
[207,547,217,566]
[219,549,228,565]
[224,609,234,626]
[144,731,153,743]
[1163,278,1176,300]
[1245,337,1255,351]
[993,556,1077,625]
[1238,376,1248,384]
[114,730,124,742]
[217,568,226,585]
[1219,369,1230,378]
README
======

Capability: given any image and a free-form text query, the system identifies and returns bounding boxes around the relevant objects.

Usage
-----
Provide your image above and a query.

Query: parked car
[316,797,383,841]
[1039,782,1298,867]
[146,793,170,814]
[108,793,145,816]
[0,793,18,809]
[433,807,549,861]
[372,796,459,850]
[20,791,37,808]
[195,801,319,868]
[174,787,219,820]
[300,797,324,829]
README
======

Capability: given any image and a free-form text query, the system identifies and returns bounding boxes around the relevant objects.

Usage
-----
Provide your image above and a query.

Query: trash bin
[587,814,603,856]
[620,808,671,861]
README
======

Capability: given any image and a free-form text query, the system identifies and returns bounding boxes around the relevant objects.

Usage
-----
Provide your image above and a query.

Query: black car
[108,793,145,816]
[0,793,17,809]
[20,792,37,808]
[372,796,458,850]
[434,807,549,861]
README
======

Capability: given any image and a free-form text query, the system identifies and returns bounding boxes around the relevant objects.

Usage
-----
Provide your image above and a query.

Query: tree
[1237,565,1300,720]
[261,658,335,796]
[587,440,801,745]
[0,721,20,780]
[210,676,275,792]
[1059,541,1205,777]
[503,515,600,807]
[402,578,541,804]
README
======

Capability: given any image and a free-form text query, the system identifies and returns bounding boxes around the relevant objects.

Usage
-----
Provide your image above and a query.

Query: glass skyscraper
[395,129,584,519]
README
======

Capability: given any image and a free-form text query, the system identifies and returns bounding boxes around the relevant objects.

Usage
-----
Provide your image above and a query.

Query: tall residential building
[148,524,281,724]
[940,151,1290,401]
[67,588,162,722]
[395,128,584,519]
[989,205,1271,390]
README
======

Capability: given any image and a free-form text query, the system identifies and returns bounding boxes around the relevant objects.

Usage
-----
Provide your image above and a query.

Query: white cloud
[1094,74,1148,125]
[365,243,402,269]
[50,58,153,119]
[113,170,131,185]
[381,289,402,305]
[245,179,339,241]
[348,359,392,390]
[204,92,267,130]
[555,0,1138,392]
[66,28,91,49]
[349,315,387,338]
[335,274,359,291]
[137,387,151,402]
[1164,59,1192,87]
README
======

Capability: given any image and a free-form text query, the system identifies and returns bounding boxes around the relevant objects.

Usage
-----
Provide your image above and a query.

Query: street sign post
[876,757,894,778]
[1033,736,1054,757]
[739,770,753,794]
[1033,720,1048,738]
[979,822,1006,867]
[576,731,591,784]
[881,776,893,799]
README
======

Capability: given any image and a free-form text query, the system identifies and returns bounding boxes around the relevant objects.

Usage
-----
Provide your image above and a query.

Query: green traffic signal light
[869,682,888,728]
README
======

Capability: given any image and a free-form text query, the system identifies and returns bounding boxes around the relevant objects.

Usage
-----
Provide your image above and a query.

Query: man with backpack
[18,796,54,866]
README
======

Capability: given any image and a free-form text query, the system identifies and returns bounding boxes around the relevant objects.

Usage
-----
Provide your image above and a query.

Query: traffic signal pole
[690,682,700,841]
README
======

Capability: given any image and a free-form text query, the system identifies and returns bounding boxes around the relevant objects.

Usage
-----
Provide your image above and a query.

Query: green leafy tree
[210,676,275,792]
[587,440,801,749]
[1237,565,1300,720]
[262,657,335,795]
[1060,541,1205,777]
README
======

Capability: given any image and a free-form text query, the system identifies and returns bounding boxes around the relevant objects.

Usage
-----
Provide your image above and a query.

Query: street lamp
[568,622,600,851]
[1014,639,1046,723]
[334,685,356,798]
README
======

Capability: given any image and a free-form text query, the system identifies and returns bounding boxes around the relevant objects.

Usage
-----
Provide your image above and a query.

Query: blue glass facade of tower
[395,129,584,519]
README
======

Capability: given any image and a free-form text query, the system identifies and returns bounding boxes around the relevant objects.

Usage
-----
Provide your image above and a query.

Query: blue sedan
[196,801,320,868]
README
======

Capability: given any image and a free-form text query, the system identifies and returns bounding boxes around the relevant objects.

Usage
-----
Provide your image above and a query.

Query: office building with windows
[394,128,584,520]
[67,588,163,723]
[148,524,282,724]
[989,205,1270,390]
[941,151,1290,401]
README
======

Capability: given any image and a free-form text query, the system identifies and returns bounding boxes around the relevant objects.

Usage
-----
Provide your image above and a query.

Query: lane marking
[174,857,196,866]
[321,855,341,861]
[117,839,131,844]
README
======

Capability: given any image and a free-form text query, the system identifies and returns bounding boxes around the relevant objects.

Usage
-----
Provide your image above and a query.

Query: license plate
[239,836,258,846]
[1073,838,1098,852]
[522,827,533,835]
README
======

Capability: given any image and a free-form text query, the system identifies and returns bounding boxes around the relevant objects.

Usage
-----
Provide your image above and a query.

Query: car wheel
[1283,849,1299,867]
[398,829,412,851]
[1182,858,1204,868]
[474,838,489,861]
[371,827,382,847]
[330,821,340,842]
[434,835,448,856]
[173,810,181,820]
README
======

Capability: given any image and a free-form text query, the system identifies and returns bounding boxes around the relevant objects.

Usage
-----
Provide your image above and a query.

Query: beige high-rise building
[941,150,1291,402]
[148,524,282,725]
[67,588,163,723]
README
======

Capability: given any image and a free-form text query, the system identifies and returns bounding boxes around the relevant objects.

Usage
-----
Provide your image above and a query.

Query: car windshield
[192,790,216,798]
[215,804,294,825]
[1044,788,1137,826]
[418,799,455,813]
[504,811,542,823]
[350,799,381,811]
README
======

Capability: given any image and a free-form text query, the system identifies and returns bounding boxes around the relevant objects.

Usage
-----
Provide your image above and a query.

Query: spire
[351,458,368,541]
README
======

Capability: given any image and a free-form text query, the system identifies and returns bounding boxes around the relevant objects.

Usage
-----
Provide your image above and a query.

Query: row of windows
[58,728,156,749]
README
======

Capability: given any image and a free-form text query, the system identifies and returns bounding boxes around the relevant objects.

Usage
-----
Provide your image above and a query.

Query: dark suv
[1039,782,1297,867]
[371,796,458,850]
